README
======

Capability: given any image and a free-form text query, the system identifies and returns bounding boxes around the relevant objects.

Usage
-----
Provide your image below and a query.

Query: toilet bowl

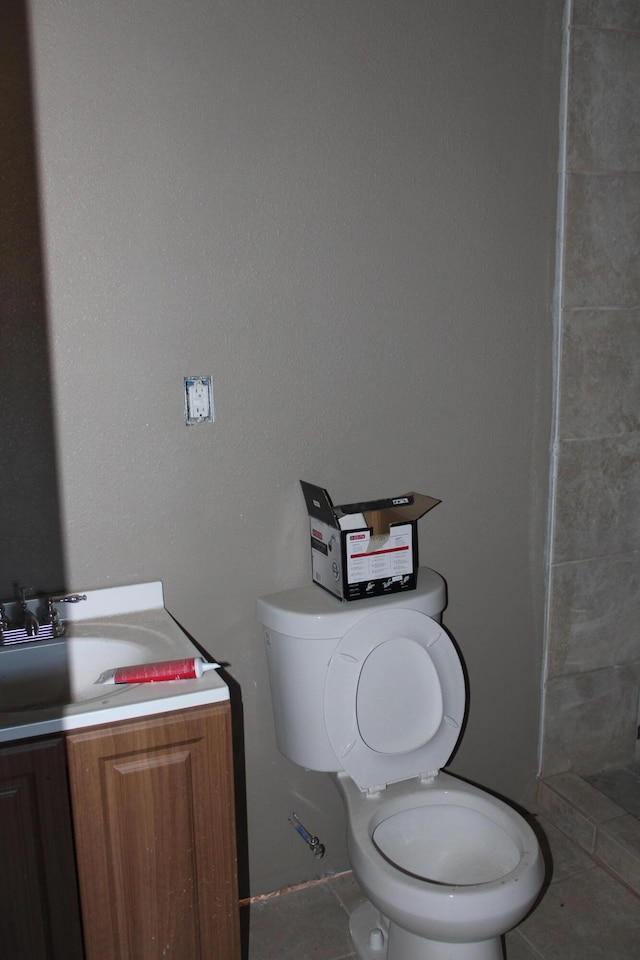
[257,568,544,960]
[339,771,542,959]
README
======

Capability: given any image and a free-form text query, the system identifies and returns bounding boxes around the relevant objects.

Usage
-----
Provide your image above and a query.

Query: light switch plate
[184,376,214,425]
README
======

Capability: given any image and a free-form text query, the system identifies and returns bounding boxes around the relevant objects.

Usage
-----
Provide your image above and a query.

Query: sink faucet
[47,593,88,637]
[20,588,39,637]
[0,589,88,644]
[46,597,63,637]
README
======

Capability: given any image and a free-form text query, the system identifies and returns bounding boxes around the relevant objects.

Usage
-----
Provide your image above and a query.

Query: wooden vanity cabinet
[66,702,241,960]
[0,736,84,960]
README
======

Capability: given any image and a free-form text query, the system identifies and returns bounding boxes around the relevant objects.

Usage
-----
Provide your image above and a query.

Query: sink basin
[0,634,150,712]
[0,581,229,744]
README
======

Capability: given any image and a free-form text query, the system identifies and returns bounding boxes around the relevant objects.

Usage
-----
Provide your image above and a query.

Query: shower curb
[538,772,640,899]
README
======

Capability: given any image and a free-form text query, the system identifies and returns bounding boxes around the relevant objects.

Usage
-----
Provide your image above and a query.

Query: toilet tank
[256,567,447,772]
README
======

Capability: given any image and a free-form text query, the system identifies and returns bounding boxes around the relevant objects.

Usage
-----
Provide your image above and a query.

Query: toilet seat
[324,608,465,791]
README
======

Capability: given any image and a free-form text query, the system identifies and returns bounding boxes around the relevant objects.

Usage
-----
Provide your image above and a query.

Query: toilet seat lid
[324,608,465,791]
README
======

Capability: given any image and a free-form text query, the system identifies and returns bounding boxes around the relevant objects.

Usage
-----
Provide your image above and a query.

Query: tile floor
[243,813,640,959]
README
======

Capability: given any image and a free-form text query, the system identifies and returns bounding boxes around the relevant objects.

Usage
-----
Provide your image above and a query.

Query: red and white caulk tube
[97,657,220,685]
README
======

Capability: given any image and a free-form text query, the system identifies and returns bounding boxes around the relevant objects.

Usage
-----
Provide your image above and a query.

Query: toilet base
[350,901,505,960]
[350,901,389,960]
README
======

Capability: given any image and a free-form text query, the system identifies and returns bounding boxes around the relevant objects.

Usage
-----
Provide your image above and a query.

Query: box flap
[340,491,440,536]
[300,480,340,529]
[301,482,440,538]
[375,491,440,523]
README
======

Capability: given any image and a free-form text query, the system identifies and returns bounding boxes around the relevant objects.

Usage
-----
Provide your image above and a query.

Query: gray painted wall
[26,1,561,894]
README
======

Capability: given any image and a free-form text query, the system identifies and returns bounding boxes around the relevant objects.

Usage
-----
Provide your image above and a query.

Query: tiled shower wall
[541,0,640,776]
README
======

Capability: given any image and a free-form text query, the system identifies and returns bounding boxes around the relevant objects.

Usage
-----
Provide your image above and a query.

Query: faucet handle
[54,594,88,604]
[45,597,64,637]
[46,594,86,638]
[18,588,39,637]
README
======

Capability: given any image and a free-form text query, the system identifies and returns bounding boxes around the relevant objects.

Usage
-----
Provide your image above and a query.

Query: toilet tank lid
[256,567,447,640]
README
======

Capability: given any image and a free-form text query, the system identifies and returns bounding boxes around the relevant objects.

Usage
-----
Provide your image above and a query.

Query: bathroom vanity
[68,702,238,960]
[0,583,241,960]
[0,733,84,959]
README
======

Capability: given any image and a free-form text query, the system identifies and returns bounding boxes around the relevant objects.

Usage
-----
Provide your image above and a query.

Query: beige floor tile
[504,930,545,959]
[247,881,353,960]
[328,870,368,914]
[247,856,640,960]
[517,865,640,959]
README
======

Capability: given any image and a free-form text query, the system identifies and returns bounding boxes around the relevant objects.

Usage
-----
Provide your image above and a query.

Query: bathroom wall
[27,1,561,894]
[0,1,65,599]
[542,0,640,776]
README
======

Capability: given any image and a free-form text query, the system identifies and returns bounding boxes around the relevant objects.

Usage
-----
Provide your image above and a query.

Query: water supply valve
[288,812,326,859]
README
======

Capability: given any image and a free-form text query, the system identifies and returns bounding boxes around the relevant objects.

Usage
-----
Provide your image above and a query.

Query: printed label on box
[345,524,413,584]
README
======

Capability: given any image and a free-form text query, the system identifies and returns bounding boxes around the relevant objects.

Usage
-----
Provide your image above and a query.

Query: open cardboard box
[300,480,440,601]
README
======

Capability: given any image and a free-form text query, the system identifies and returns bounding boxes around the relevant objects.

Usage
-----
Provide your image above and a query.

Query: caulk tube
[97,657,220,685]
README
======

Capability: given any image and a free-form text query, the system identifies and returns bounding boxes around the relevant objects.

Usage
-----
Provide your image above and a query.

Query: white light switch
[184,376,214,425]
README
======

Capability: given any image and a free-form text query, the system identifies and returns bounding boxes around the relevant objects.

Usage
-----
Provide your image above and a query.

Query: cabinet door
[0,736,85,960]
[67,703,240,960]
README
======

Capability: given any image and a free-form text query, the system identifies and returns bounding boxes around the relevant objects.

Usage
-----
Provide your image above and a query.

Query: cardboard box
[300,480,440,601]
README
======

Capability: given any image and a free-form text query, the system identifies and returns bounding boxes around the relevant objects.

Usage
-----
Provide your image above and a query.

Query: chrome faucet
[46,597,63,637]
[0,590,88,644]
[46,593,87,636]
[20,588,39,637]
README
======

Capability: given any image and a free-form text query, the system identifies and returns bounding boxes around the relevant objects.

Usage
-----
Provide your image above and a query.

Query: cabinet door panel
[0,737,84,960]
[105,747,200,956]
[67,703,240,960]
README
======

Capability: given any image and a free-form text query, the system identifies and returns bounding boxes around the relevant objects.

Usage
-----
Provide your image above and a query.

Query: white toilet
[256,568,544,960]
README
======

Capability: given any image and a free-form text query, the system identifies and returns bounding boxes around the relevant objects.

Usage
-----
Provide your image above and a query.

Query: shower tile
[563,172,640,309]
[537,780,596,853]
[596,814,640,896]
[541,665,640,776]
[572,0,640,31]
[543,771,626,823]
[567,29,640,173]
[552,435,640,563]
[538,771,625,851]
[535,815,596,884]
[558,309,640,440]
[546,553,640,677]
[601,811,640,856]
[587,766,640,817]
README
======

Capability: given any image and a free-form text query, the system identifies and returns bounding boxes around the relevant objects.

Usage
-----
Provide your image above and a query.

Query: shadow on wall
[0,0,66,599]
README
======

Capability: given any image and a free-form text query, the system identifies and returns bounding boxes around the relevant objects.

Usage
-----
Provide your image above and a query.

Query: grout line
[569,24,640,37]
[327,884,358,916]
[514,928,549,959]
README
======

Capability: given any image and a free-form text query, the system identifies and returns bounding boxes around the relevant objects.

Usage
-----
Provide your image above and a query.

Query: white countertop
[0,582,229,743]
